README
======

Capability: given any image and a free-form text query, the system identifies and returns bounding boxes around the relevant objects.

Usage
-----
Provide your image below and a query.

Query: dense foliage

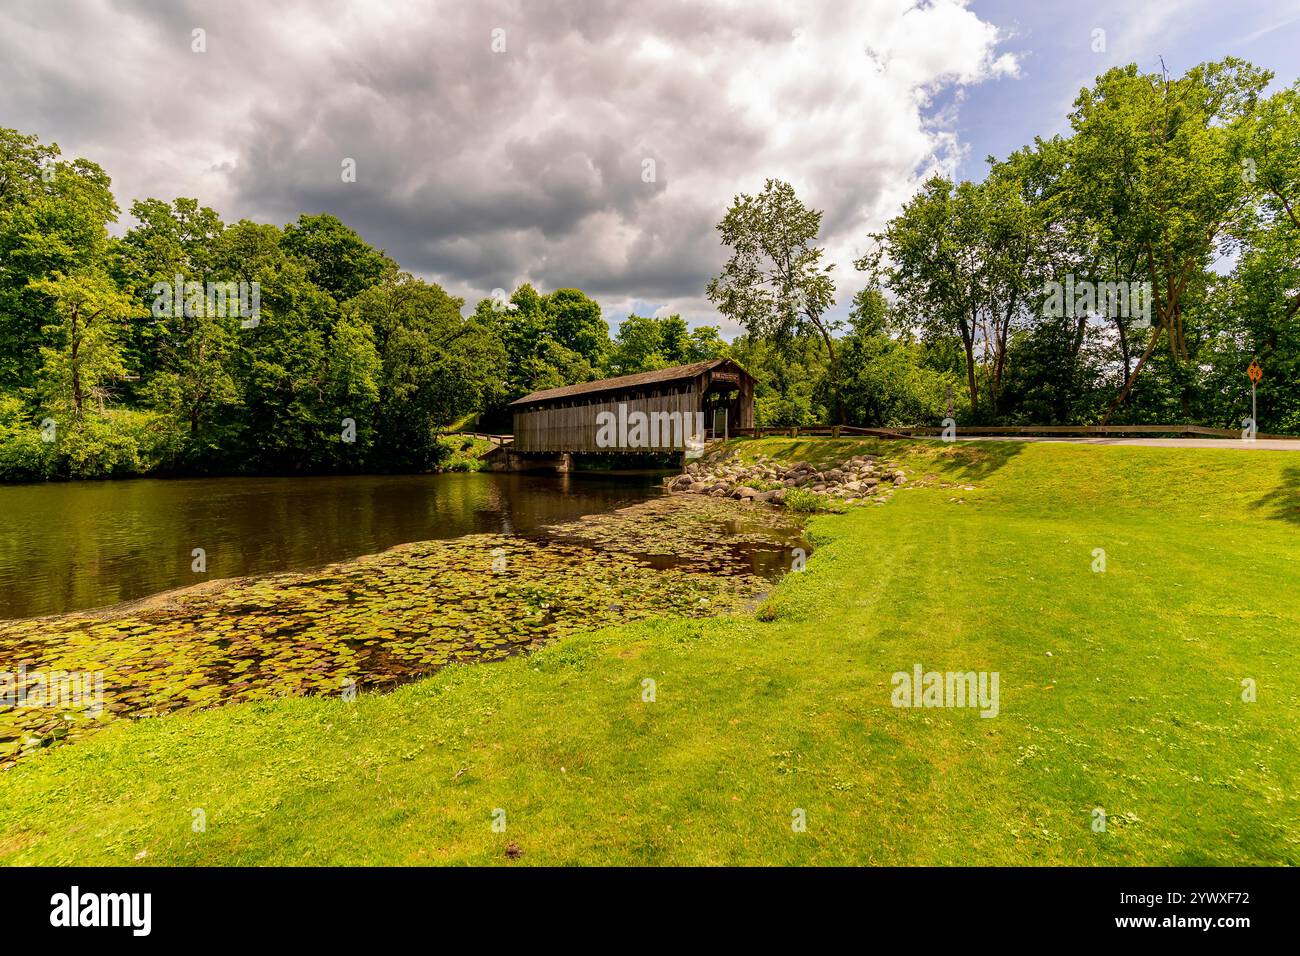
[3,58,1297,480]
[717,59,1300,433]
[0,128,645,479]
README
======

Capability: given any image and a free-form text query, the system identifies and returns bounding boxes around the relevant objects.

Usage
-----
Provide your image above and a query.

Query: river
[0,471,668,620]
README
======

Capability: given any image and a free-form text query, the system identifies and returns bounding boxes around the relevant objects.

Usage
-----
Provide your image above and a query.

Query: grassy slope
[1,440,1296,865]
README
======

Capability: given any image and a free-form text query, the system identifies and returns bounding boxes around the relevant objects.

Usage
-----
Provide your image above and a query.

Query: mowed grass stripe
[0,440,1295,865]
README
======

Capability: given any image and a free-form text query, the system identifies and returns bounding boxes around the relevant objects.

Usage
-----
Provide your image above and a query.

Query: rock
[688,482,709,494]
[736,486,760,499]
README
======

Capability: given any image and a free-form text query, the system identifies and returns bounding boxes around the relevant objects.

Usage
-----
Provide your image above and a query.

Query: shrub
[435,434,493,472]
[0,395,54,481]
[0,403,173,480]
[783,488,847,514]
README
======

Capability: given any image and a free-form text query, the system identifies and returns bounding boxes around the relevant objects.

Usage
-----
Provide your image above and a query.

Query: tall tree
[113,198,239,452]
[540,287,609,367]
[859,177,999,417]
[474,283,602,404]
[1067,59,1271,421]
[351,274,503,468]
[0,130,118,392]
[29,272,142,421]
[706,179,841,421]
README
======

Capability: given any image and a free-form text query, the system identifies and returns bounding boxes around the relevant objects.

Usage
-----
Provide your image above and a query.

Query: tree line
[0,127,732,480]
[2,57,1296,480]
[710,58,1299,434]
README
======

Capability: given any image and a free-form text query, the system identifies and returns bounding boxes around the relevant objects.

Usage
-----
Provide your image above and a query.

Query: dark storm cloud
[0,0,1017,325]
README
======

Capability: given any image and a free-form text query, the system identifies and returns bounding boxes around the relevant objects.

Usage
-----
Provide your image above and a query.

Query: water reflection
[0,471,665,620]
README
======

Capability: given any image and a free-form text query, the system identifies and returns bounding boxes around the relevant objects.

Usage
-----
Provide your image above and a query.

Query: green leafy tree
[540,288,609,367]
[728,332,829,427]
[475,283,602,406]
[281,213,395,303]
[114,197,226,391]
[707,179,841,420]
[860,168,1049,421]
[351,274,503,469]
[1066,59,1271,420]
[606,314,727,375]
[29,271,143,421]
[0,130,118,392]
[838,287,963,427]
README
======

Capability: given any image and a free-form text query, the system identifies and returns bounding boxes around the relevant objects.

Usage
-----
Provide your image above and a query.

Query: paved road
[954,436,1300,450]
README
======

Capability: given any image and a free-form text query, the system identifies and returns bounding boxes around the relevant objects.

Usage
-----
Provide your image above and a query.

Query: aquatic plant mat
[0,496,804,764]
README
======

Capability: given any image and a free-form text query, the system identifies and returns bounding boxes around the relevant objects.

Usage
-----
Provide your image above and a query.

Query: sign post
[1247,359,1263,439]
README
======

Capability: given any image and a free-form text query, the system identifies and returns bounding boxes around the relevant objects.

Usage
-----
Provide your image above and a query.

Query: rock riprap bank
[666,452,910,506]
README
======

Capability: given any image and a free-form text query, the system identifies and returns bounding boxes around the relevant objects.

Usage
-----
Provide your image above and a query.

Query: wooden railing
[731,424,1299,441]
[458,431,514,445]
[731,425,910,439]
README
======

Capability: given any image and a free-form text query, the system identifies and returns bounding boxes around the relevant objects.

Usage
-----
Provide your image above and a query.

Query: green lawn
[1,439,1297,865]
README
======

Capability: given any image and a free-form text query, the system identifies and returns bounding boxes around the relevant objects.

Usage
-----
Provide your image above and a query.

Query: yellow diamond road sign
[1248,360,1263,386]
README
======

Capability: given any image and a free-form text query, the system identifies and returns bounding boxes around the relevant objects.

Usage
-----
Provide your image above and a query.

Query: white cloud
[0,0,1019,335]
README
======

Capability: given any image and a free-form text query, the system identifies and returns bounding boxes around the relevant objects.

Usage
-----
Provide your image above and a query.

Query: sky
[1,0,1298,337]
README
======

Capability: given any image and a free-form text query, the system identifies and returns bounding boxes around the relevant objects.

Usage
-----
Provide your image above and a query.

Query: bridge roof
[510,359,751,407]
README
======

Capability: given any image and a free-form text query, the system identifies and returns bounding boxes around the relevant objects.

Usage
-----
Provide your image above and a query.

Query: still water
[0,471,667,620]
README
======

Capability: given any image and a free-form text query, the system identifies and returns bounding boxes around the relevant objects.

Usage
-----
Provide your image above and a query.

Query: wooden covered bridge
[489,359,755,470]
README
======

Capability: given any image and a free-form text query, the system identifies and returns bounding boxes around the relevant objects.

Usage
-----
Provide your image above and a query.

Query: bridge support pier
[482,446,573,473]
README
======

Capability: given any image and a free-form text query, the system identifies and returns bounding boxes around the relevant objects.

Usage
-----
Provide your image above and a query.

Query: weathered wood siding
[514,386,702,453]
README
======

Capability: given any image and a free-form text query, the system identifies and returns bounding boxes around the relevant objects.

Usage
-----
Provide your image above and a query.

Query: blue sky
[952,0,1300,181]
